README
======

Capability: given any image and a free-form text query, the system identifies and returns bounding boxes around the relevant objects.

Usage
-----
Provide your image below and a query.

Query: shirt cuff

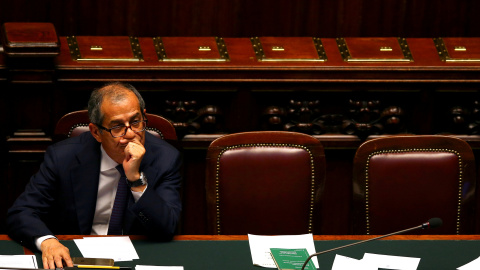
[35,235,58,251]
[131,183,147,202]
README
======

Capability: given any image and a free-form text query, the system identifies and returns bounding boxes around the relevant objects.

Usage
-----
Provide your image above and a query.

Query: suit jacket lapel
[69,133,159,234]
[70,134,101,234]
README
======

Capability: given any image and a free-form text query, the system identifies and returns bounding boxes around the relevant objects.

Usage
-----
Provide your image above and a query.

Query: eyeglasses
[97,118,148,138]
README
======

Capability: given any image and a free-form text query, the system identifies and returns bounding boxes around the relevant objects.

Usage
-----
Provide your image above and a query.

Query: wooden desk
[3,235,480,269]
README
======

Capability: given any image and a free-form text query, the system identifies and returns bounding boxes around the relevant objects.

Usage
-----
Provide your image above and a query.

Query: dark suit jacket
[7,132,182,250]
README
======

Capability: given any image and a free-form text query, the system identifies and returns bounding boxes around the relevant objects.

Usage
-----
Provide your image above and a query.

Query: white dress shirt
[35,145,146,250]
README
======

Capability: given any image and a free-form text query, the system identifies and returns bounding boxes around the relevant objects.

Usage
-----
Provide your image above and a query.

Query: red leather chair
[351,135,476,235]
[206,131,326,235]
[54,110,177,141]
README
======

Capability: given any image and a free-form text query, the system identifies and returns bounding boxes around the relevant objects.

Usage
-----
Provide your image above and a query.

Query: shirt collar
[100,145,120,172]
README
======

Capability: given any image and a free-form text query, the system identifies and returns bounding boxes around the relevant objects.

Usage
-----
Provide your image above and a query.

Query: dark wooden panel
[1,22,59,57]
[52,37,480,84]
[1,0,480,37]
[2,30,480,235]
[0,54,5,80]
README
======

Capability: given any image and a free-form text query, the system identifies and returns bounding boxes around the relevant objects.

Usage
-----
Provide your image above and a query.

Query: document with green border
[270,248,316,270]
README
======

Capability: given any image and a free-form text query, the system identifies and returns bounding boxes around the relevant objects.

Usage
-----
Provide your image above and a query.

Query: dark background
[1,0,479,37]
[2,0,480,236]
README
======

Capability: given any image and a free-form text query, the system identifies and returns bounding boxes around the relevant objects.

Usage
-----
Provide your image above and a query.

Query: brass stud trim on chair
[214,143,316,234]
[146,127,165,140]
[68,123,89,138]
[365,148,463,235]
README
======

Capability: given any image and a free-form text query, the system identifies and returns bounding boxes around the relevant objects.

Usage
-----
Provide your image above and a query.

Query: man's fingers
[45,256,56,269]
[43,253,71,269]
[42,256,49,269]
[60,250,74,267]
[124,141,143,161]
[129,137,142,145]
[54,256,64,269]
[41,238,72,269]
[64,256,74,267]
[43,255,59,269]
[126,141,144,155]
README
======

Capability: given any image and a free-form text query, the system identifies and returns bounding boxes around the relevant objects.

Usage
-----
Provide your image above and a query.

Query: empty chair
[206,131,326,235]
[54,109,177,141]
[351,135,476,235]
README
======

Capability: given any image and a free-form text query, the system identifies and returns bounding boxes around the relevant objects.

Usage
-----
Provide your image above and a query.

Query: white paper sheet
[457,256,480,270]
[74,236,139,262]
[136,265,183,270]
[0,255,38,269]
[331,254,376,270]
[248,234,319,268]
[362,253,421,270]
[331,253,421,270]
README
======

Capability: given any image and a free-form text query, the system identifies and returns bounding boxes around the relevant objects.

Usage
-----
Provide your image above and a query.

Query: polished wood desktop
[1,235,480,269]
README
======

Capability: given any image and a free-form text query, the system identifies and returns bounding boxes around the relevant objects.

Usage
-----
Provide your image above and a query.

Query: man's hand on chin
[41,238,74,269]
[123,138,146,180]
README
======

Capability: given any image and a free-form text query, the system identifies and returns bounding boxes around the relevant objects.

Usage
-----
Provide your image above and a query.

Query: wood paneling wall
[1,0,480,37]
[1,0,480,236]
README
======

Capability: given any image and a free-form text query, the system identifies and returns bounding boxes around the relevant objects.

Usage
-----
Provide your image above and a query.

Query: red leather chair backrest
[352,135,476,235]
[54,110,177,141]
[206,131,325,235]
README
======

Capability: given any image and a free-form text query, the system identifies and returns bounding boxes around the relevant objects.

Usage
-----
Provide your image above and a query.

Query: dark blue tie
[108,164,128,235]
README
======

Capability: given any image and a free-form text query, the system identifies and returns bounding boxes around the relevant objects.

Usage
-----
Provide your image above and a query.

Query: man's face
[89,91,146,164]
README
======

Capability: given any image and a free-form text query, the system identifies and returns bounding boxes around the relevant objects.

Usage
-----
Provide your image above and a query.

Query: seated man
[7,82,182,269]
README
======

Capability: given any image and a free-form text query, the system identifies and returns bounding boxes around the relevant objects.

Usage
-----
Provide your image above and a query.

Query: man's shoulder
[144,132,179,154]
[51,132,97,150]
[43,132,99,167]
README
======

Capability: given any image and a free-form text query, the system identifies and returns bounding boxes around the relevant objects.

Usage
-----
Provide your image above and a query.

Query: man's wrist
[126,171,147,188]
[36,235,57,251]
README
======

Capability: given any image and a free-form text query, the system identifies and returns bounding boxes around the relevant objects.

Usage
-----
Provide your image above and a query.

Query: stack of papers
[332,253,420,270]
[0,255,38,269]
[248,234,319,269]
[74,236,139,262]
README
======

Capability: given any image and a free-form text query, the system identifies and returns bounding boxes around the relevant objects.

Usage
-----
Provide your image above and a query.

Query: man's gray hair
[88,82,146,125]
